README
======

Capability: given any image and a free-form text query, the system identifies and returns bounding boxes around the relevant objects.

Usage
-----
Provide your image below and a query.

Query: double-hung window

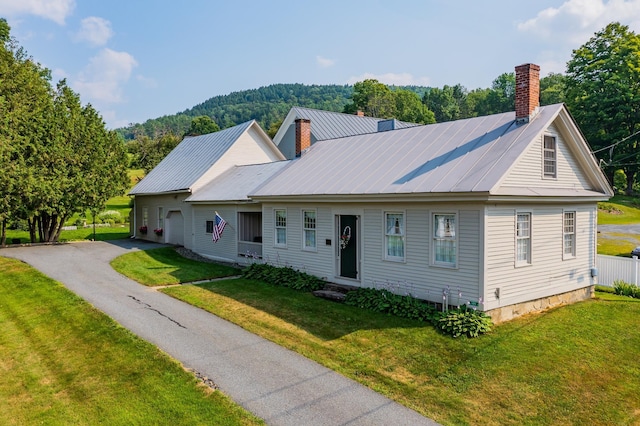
[142,207,148,227]
[433,213,457,267]
[385,212,405,261]
[516,213,531,265]
[275,209,287,247]
[563,211,576,258]
[543,135,557,178]
[157,207,164,230]
[302,210,316,250]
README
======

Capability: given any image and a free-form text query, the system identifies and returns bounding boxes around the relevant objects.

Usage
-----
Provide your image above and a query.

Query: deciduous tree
[565,22,640,191]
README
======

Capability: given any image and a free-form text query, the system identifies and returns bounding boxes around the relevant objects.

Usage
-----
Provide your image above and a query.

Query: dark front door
[339,215,358,279]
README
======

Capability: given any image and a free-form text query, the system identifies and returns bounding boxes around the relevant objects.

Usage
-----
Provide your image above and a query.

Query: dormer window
[543,135,557,178]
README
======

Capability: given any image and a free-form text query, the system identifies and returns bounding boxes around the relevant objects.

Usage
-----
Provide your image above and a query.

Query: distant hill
[117,84,355,139]
[116,83,431,139]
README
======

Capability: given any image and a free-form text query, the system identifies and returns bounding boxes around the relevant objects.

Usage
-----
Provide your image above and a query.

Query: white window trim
[542,134,557,179]
[302,209,317,251]
[384,211,406,262]
[563,210,576,260]
[274,208,287,248]
[431,212,458,268]
[515,211,532,267]
[157,206,164,230]
[142,206,148,227]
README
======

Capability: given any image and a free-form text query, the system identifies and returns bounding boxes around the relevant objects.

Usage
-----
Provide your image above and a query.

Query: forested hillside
[117,84,356,139]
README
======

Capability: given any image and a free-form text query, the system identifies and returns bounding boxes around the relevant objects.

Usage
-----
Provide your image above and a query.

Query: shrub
[613,280,640,299]
[436,305,493,338]
[242,263,325,292]
[344,287,440,323]
[97,210,122,224]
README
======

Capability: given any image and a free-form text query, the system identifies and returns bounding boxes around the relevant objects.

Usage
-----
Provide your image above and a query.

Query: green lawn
[109,249,640,425]
[110,247,240,286]
[5,225,131,244]
[0,257,261,425]
[598,195,640,224]
[158,280,640,425]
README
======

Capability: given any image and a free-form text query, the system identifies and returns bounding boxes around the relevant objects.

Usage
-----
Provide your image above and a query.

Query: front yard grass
[110,247,240,286]
[159,279,640,425]
[0,257,261,425]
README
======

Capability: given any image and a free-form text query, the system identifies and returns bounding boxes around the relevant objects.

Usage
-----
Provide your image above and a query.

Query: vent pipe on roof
[515,63,540,124]
[377,119,398,132]
[295,118,311,157]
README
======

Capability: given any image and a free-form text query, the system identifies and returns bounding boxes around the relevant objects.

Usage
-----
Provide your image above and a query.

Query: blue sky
[2,0,640,129]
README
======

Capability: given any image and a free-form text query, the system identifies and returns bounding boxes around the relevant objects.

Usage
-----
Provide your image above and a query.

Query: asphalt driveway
[2,240,438,426]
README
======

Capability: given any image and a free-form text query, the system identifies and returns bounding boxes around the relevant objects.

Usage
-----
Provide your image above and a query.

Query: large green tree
[565,22,640,191]
[0,20,129,243]
[185,115,220,136]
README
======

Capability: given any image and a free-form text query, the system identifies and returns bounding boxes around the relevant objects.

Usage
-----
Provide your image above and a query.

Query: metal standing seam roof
[185,161,291,202]
[274,107,420,144]
[253,104,587,198]
[129,120,255,195]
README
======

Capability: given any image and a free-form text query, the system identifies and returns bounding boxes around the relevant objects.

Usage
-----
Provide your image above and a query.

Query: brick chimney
[356,110,364,117]
[295,118,311,157]
[515,63,540,124]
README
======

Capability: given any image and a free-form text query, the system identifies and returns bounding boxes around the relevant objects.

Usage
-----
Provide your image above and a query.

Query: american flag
[212,212,226,243]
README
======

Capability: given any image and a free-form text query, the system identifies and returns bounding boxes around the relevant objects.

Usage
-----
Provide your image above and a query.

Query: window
[385,212,405,260]
[302,210,316,250]
[563,211,576,258]
[157,207,164,229]
[516,213,531,265]
[433,213,456,266]
[543,135,557,178]
[275,209,287,246]
[142,207,148,227]
[206,220,214,233]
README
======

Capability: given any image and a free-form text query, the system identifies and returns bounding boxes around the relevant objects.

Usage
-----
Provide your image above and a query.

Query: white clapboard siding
[501,124,593,190]
[596,255,640,286]
[135,193,192,248]
[484,205,596,310]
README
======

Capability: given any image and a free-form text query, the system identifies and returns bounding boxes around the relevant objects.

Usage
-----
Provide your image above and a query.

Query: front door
[339,215,358,279]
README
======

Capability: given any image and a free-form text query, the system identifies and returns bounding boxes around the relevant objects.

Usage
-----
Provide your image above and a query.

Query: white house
[250,64,612,321]
[130,64,612,321]
[129,120,285,248]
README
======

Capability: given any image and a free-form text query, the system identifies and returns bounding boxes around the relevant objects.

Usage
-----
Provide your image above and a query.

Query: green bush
[242,263,325,292]
[613,280,640,299]
[344,287,440,323]
[97,210,122,224]
[436,305,493,338]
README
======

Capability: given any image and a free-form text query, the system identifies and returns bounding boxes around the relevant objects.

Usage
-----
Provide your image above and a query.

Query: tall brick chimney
[515,63,540,124]
[295,118,311,157]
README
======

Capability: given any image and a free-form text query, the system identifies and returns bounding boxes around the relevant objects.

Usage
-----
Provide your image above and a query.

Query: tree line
[0,19,129,244]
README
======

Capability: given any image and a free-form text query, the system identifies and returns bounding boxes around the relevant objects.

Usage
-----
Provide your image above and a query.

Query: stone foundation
[486,285,595,324]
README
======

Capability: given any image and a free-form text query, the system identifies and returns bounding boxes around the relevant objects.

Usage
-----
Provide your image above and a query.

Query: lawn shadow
[190,278,432,341]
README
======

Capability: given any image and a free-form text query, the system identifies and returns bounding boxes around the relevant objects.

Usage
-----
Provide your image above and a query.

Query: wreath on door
[340,226,351,250]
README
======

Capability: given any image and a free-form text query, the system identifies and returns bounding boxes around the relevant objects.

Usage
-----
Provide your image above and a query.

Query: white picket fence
[596,254,640,287]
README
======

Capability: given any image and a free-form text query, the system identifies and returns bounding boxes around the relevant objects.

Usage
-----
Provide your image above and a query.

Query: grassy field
[110,247,240,286]
[0,257,261,425]
[598,195,640,224]
[108,248,640,425]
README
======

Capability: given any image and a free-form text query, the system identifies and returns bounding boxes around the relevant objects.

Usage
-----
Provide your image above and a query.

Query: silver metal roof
[254,104,593,198]
[186,161,291,202]
[273,107,420,144]
[130,120,255,195]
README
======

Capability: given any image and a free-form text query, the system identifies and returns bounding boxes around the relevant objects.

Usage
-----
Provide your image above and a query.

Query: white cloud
[74,16,113,46]
[316,55,335,68]
[518,0,640,45]
[346,72,431,86]
[73,48,137,104]
[0,0,75,25]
